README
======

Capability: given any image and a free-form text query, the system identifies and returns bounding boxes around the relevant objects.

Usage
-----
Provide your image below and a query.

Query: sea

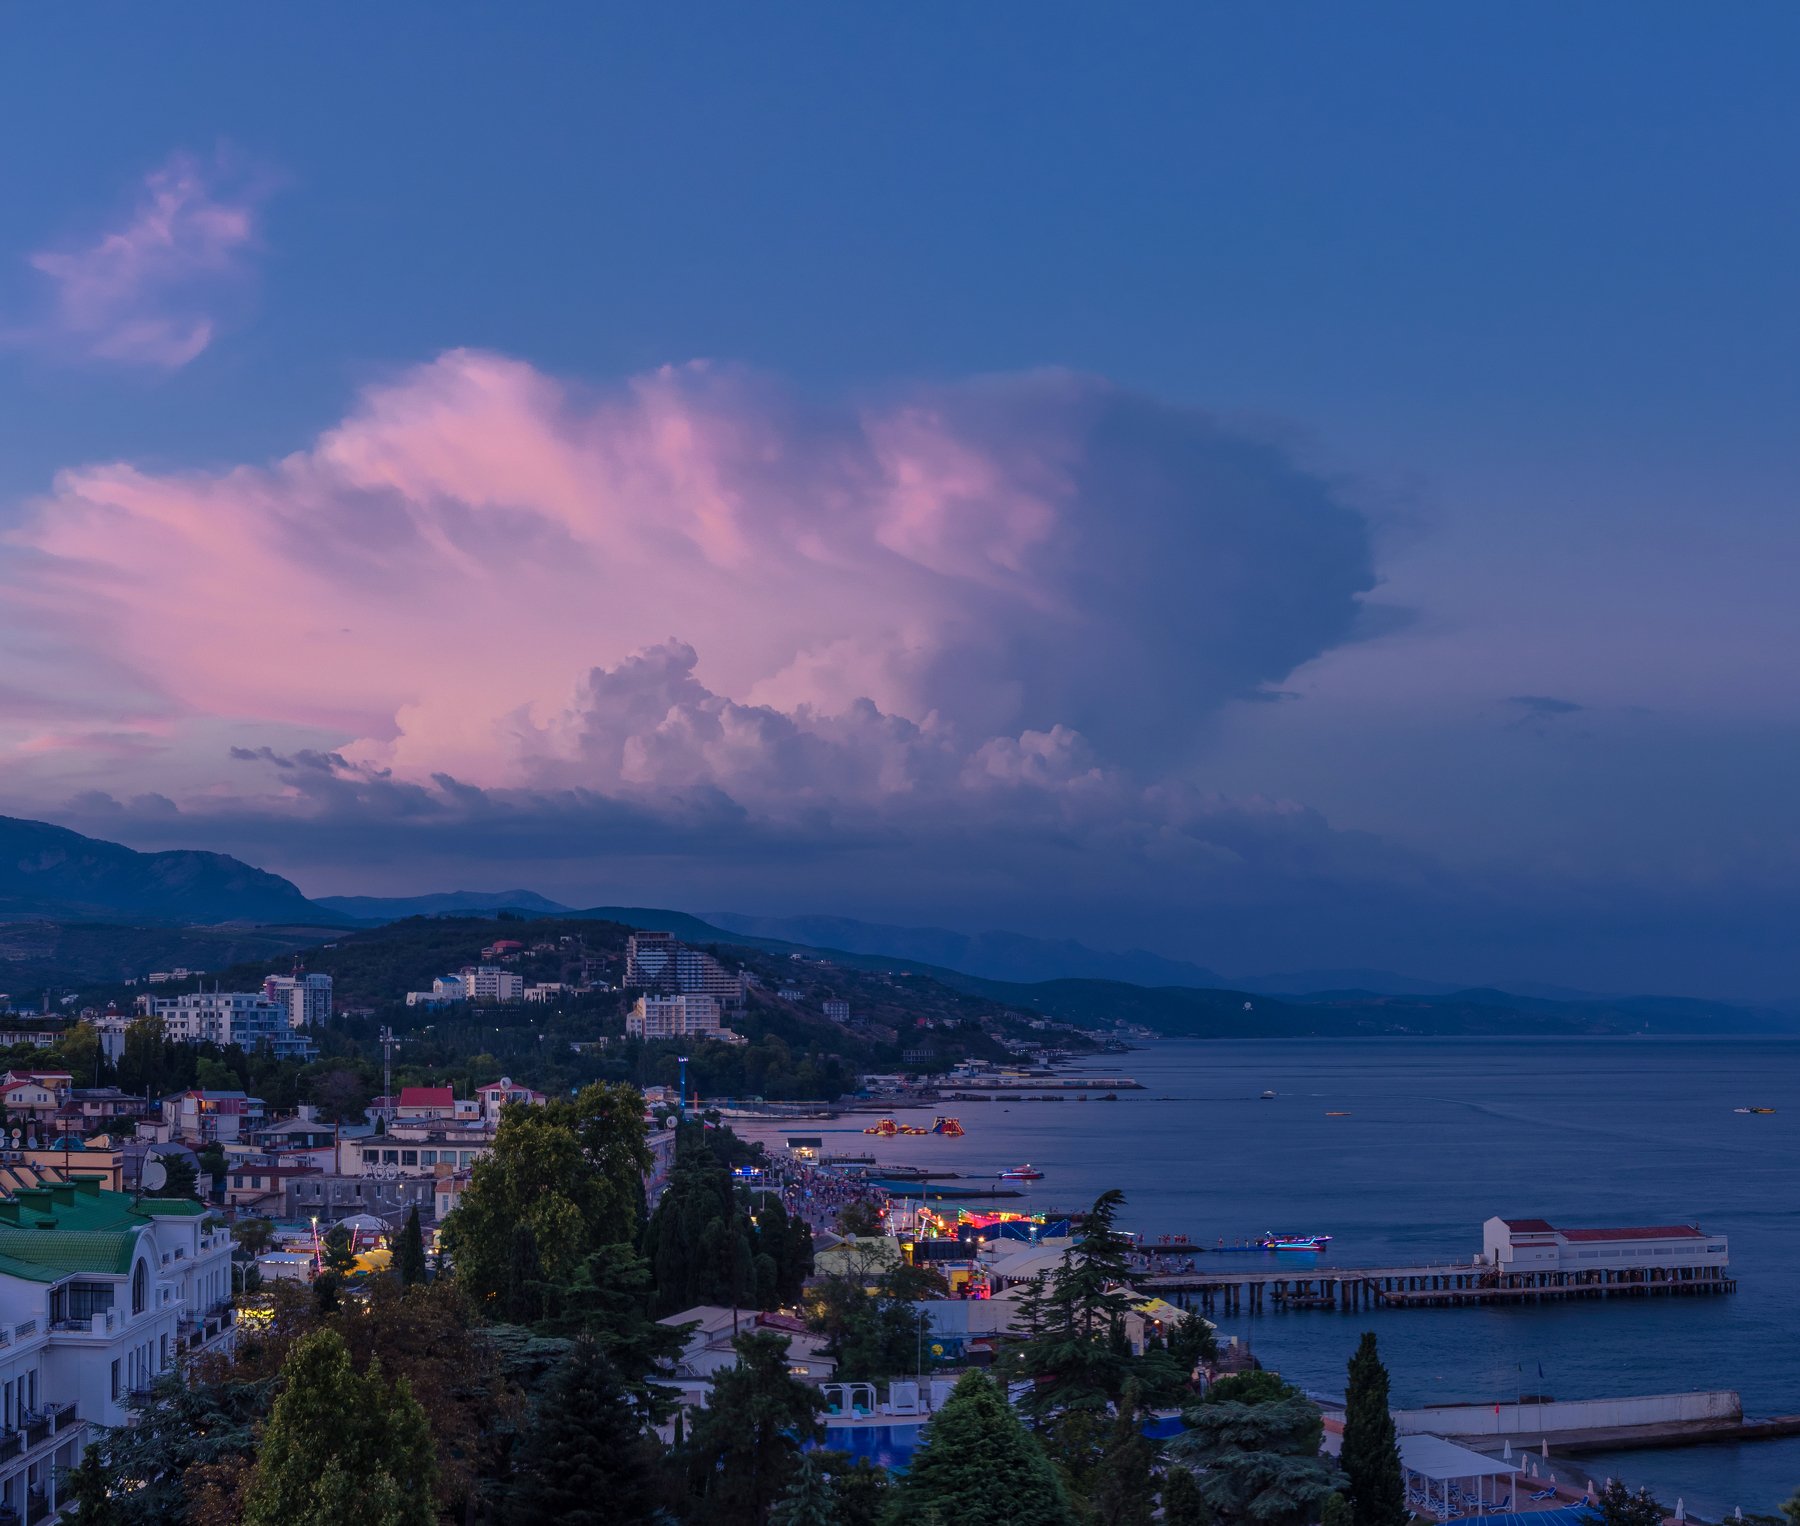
[743,1037,1800,1516]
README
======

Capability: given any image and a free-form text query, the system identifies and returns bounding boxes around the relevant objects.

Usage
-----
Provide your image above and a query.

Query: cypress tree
[509,1341,658,1526]
[885,1370,1076,1526]
[397,1205,427,1285]
[1341,1333,1406,1526]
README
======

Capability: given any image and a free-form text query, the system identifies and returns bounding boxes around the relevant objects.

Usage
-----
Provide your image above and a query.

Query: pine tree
[242,1328,437,1526]
[1162,1466,1213,1526]
[397,1205,427,1286]
[1341,1333,1406,1526]
[66,1444,119,1526]
[769,1449,837,1526]
[508,1341,658,1525]
[885,1370,1076,1526]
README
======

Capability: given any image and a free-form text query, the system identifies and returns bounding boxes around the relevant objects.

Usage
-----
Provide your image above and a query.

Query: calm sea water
[751,1038,1800,1515]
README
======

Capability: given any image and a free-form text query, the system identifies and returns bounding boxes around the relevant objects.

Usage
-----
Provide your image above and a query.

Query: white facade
[1482,1217,1729,1275]
[625,932,745,1005]
[262,972,333,1028]
[148,992,317,1060]
[0,1181,235,1519]
[627,995,743,1044]
[457,967,523,1004]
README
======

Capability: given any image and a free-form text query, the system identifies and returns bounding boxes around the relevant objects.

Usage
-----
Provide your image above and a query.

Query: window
[401,1151,418,1167]
[420,1151,437,1166]
[131,1258,148,1316]
[110,1360,121,1399]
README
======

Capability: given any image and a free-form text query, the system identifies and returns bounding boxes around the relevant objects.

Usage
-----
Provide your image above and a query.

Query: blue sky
[1,6,1796,995]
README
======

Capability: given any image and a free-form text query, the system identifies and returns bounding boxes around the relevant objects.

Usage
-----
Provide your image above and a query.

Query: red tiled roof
[397,1086,454,1107]
[1560,1225,1705,1242]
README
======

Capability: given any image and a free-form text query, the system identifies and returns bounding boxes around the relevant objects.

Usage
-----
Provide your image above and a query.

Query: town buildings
[1481,1217,1730,1281]
[405,966,523,1007]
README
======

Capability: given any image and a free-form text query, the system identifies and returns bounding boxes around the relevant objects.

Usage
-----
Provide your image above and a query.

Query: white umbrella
[1586,1481,1597,1499]
[1504,1441,1513,1461]
[1676,1499,1685,1521]
[1542,1439,1550,1458]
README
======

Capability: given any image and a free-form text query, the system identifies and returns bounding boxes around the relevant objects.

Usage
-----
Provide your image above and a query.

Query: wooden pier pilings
[1143,1262,1735,1314]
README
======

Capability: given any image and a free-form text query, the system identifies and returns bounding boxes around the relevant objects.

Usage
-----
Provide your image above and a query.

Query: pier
[1143,1261,1735,1314]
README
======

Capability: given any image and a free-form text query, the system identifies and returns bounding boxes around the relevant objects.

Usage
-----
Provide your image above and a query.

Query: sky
[1,5,1797,997]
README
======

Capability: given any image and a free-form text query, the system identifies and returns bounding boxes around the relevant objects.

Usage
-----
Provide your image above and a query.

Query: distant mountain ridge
[316,890,574,921]
[0,815,344,927]
[703,911,1233,988]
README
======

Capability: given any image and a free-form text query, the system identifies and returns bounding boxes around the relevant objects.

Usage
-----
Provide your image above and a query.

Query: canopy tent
[1398,1434,1523,1520]
[1399,1436,1521,1481]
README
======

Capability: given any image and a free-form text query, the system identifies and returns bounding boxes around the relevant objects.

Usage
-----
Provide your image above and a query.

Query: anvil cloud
[4,351,1382,817]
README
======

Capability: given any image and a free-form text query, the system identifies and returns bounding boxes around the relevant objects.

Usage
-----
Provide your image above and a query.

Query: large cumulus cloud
[2,350,1382,800]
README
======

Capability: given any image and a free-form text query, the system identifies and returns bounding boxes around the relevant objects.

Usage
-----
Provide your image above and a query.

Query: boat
[1325,1110,1351,1117]
[930,1116,965,1136]
[1735,1106,1777,1114]
[1261,1232,1332,1252]
[1000,1165,1044,1181]
[1261,1090,1277,1099]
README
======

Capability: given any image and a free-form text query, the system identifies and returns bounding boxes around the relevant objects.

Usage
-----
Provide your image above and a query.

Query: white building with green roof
[0,1176,235,1521]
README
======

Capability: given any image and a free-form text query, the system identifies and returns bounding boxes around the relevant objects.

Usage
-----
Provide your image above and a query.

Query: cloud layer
[15,150,264,369]
[4,352,1381,807]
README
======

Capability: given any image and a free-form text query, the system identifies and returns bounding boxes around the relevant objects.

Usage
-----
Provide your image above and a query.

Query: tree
[1171,1377,1342,1526]
[532,1243,689,1420]
[95,1368,271,1524]
[769,1449,836,1526]
[242,1327,437,1526]
[158,1154,199,1201]
[232,1217,275,1258]
[640,1123,761,1316]
[884,1369,1076,1526]
[1597,1480,1666,1526]
[396,1205,427,1286]
[1086,1382,1158,1526]
[441,1082,651,1313]
[65,1444,119,1526]
[1163,1466,1213,1526]
[686,1331,824,1524]
[836,1199,884,1237]
[1341,1334,1405,1526]
[1012,1189,1138,1428]
[508,1340,659,1526]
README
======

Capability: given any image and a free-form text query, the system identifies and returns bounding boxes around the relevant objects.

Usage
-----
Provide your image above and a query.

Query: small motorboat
[1262,1232,1332,1252]
[1000,1164,1044,1181]
[1325,1110,1352,1117]
[1261,1090,1277,1100]
[1735,1106,1777,1115]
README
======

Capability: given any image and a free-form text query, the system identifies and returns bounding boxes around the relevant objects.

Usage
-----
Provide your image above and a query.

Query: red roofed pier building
[1482,1217,1729,1289]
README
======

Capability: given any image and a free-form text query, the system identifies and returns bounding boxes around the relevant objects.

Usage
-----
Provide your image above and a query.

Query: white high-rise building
[626,994,744,1043]
[458,966,523,1004]
[262,972,333,1028]
[148,992,317,1061]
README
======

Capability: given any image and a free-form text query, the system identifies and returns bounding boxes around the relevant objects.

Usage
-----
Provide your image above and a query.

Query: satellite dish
[140,1160,168,1193]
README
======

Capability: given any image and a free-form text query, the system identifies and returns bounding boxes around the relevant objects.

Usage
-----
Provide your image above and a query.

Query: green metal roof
[0,1178,183,1281]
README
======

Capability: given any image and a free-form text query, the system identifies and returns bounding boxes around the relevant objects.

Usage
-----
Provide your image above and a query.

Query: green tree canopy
[883,1369,1076,1526]
[507,1340,660,1526]
[441,1081,651,1315]
[242,1327,438,1526]
[686,1331,824,1524]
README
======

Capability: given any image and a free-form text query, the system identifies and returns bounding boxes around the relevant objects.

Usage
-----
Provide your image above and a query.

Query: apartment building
[624,932,746,1006]
[626,995,745,1045]
[143,991,317,1061]
[261,972,333,1028]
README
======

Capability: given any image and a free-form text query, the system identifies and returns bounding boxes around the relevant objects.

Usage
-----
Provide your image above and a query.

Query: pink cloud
[1,351,1377,816]
[17,150,265,369]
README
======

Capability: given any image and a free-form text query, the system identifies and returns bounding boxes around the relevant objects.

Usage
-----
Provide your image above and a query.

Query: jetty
[1144,1216,1735,1313]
